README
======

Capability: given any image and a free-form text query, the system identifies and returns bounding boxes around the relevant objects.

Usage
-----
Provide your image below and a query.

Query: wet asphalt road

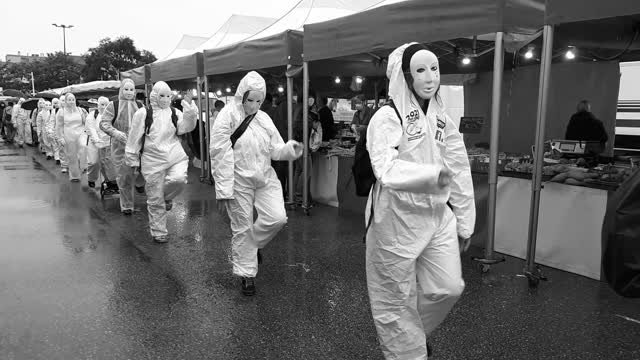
[0,138,639,360]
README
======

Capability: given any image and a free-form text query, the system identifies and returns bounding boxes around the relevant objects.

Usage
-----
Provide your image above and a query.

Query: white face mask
[65,95,76,107]
[243,90,263,116]
[308,97,315,107]
[122,84,136,101]
[98,101,108,113]
[158,91,172,109]
[409,50,440,100]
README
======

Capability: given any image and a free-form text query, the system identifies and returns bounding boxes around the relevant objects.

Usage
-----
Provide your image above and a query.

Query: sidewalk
[4,141,640,359]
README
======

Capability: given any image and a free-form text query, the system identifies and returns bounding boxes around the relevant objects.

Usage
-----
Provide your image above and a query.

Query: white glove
[114,131,128,143]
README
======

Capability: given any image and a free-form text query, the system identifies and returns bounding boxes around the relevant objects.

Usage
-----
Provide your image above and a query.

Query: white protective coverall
[125,81,198,237]
[12,99,28,146]
[40,102,53,157]
[365,43,475,360]
[86,98,116,183]
[47,99,62,161]
[35,99,46,152]
[100,78,141,212]
[210,71,302,278]
[54,96,67,167]
[56,94,88,181]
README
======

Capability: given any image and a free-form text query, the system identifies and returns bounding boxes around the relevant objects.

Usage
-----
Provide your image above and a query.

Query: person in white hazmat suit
[48,98,63,164]
[56,93,88,182]
[210,71,303,296]
[100,78,142,215]
[125,81,198,243]
[35,99,47,154]
[40,101,54,159]
[365,43,475,360]
[54,96,68,171]
[11,98,28,147]
[86,96,118,190]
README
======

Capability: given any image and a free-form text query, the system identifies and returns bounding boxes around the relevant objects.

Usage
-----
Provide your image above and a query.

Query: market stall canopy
[193,15,278,53]
[243,0,388,41]
[163,34,209,61]
[545,0,640,25]
[541,0,640,61]
[203,0,386,78]
[150,52,204,86]
[34,91,60,99]
[59,80,121,97]
[303,0,545,62]
[204,30,303,76]
[1,89,29,98]
[120,64,150,87]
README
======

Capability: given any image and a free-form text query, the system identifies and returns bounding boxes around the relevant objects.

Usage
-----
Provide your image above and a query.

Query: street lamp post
[52,23,74,55]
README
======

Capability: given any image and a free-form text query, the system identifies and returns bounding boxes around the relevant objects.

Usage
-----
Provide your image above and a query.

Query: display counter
[309,148,633,280]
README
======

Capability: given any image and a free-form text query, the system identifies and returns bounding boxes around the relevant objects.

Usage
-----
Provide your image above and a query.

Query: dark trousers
[272,160,288,199]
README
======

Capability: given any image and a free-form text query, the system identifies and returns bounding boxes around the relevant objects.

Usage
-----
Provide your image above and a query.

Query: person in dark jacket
[318,96,336,141]
[565,100,609,145]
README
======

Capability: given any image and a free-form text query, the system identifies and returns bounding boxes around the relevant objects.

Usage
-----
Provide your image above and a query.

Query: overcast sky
[0,0,300,61]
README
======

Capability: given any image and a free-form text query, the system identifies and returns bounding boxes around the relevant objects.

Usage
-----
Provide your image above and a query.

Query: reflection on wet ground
[0,139,638,359]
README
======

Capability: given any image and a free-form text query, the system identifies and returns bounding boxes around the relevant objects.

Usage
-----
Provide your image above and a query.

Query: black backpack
[140,106,178,155]
[352,100,403,242]
[352,100,403,197]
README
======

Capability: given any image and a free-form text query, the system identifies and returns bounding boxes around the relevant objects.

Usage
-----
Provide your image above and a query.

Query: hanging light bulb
[335,76,341,84]
[216,90,222,96]
[226,87,232,93]
[565,46,576,60]
[355,76,363,84]
[524,46,534,59]
[277,85,284,93]
[461,56,471,65]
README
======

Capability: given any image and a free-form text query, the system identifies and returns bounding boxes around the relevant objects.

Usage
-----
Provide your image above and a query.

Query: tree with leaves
[82,36,157,81]
[0,52,82,92]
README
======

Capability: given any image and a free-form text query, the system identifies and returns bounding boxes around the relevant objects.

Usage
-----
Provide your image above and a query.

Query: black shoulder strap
[230,113,257,148]
[93,109,98,119]
[170,107,178,133]
[140,106,153,155]
[363,100,403,243]
[387,99,403,125]
[144,106,153,134]
[111,100,119,125]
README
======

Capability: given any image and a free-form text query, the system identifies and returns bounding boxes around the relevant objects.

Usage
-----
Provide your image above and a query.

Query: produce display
[318,140,355,157]
[467,147,637,190]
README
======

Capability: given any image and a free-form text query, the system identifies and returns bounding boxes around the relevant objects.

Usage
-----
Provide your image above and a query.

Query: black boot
[241,277,256,296]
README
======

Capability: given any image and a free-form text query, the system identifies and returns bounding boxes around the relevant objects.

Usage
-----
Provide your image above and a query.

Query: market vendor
[351,95,374,138]
[565,100,609,151]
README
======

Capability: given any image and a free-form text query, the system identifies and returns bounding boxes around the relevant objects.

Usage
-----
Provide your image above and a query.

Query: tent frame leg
[524,24,555,288]
[302,61,311,216]
[472,31,506,273]
[286,74,295,209]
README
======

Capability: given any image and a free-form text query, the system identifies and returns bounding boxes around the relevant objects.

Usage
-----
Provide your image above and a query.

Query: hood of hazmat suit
[100,78,139,138]
[364,43,476,359]
[57,93,86,140]
[210,71,302,200]
[124,81,198,177]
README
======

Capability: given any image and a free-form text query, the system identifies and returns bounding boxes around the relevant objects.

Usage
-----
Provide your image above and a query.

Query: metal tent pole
[525,24,555,288]
[204,76,213,185]
[473,31,506,273]
[302,61,310,215]
[196,76,205,181]
[287,75,295,208]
